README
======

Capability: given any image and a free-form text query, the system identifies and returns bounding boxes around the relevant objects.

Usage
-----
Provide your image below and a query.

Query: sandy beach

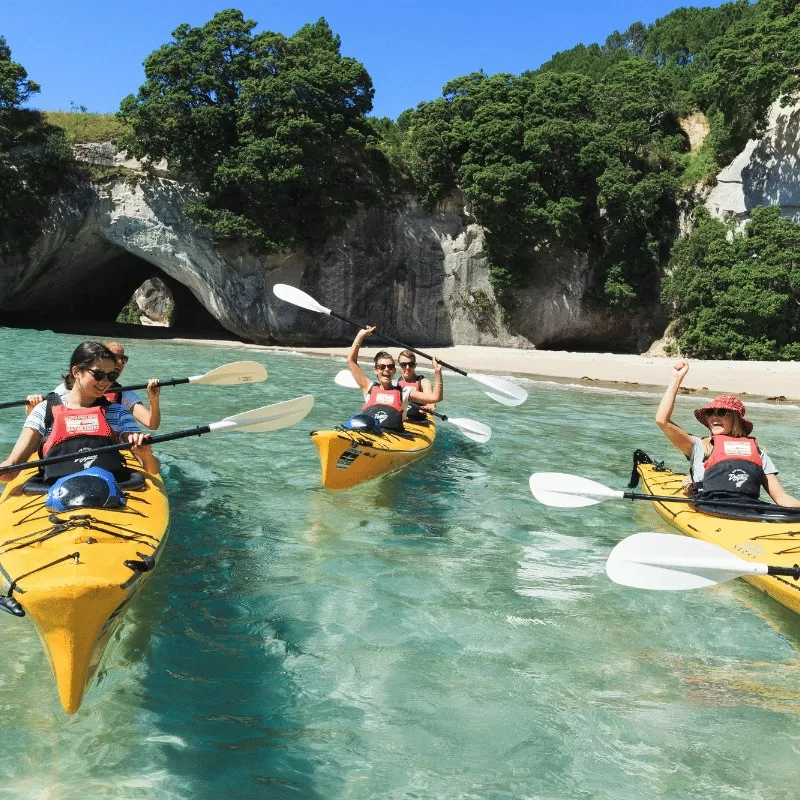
[173,338,800,404]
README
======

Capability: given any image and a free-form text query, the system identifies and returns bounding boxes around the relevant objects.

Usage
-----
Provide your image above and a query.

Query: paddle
[528,472,794,514]
[0,395,315,476]
[0,361,269,410]
[606,531,800,590]
[272,283,527,407]
[333,369,492,443]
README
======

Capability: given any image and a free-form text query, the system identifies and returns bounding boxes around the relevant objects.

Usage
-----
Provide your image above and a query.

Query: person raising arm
[655,360,800,507]
[347,327,442,432]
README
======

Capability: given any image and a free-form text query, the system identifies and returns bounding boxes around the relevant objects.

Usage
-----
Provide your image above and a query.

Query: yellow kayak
[0,453,169,714]
[311,418,436,491]
[635,452,800,616]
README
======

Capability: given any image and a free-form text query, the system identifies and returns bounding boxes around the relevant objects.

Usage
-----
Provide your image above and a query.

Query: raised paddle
[332,369,492,443]
[606,531,800,591]
[0,395,315,476]
[272,283,528,407]
[0,361,269,410]
[528,472,798,514]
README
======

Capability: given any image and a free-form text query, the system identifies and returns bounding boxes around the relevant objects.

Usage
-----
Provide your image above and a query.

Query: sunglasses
[398,362,416,368]
[84,368,120,382]
[116,355,129,364]
[376,364,396,371]
[706,408,732,417]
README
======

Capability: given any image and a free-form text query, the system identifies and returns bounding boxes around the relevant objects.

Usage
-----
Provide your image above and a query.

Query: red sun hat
[694,395,753,434]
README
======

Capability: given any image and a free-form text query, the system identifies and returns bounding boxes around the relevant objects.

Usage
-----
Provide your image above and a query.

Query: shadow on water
[130,462,330,799]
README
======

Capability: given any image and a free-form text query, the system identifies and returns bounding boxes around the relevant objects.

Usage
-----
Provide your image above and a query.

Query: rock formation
[706,98,800,222]
[0,145,666,350]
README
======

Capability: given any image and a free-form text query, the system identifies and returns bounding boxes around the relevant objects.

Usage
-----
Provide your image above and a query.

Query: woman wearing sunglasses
[346,327,443,432]
[656,360,800,506]
[396,350,435,423]
[1,341,158,483]
[102,341,161,430]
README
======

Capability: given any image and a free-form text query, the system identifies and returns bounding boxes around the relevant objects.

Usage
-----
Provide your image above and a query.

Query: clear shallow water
[0,327,799,799]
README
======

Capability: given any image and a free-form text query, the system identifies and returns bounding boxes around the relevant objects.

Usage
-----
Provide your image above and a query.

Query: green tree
[0,36,74,256]
[119,10,377,249]
[663,206,800,360]
[0,36,39,110]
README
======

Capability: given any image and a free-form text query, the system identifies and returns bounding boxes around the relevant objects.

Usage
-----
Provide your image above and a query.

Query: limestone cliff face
[706,98,800,221]
[0,147,660,350]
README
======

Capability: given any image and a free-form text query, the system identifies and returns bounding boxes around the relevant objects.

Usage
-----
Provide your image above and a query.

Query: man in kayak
[655,360,800,506]
[101,341,162,429]
[2,341,158,483]
[396,349,436,423]
[26,342,162,430]
[347,327,443,432]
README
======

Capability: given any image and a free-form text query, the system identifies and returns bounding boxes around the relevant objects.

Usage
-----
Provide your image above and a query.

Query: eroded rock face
[0,152,660,350]
[706,98,800,221]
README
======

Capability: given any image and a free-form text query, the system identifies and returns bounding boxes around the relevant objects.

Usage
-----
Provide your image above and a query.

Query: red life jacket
[398,376,426,422]
[40,394,123,481]
[700,435,764,499]
[361,383,405,431]
[104,382,123,404]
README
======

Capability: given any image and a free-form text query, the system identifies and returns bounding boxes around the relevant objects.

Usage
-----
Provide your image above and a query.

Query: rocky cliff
[705,98,800,222]
[0,143,664,350]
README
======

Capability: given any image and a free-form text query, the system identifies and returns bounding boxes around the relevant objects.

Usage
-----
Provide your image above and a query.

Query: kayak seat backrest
[22,470,147,495]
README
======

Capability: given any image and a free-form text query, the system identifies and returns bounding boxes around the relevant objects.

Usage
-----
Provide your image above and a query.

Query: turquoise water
[0,327,799,799]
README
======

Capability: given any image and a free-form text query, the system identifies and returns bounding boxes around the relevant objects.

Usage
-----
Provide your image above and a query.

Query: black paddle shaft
[0,377,191,410]
[0,425,211,475]
[768,565,800,579]
[624,490,795,514]
[329,310,468,377]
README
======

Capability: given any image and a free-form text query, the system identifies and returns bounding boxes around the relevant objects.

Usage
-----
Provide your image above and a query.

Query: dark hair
[373,351,395,367]
[63,341,116,389]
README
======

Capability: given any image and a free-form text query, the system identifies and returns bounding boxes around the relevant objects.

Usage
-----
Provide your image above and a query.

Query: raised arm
[655,360,694,456]
[131,379,161,430]
[409,358,443,405]
[347,327,375,392]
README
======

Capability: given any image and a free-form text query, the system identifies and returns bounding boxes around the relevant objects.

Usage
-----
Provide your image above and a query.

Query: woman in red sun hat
[655,360,800,506]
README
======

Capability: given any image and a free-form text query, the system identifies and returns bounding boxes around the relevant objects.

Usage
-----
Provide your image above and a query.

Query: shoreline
[174,339,800,404]
[5,321,797,403]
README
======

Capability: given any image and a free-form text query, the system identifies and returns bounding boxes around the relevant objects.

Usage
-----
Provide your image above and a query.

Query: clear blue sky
[3,0,730,119]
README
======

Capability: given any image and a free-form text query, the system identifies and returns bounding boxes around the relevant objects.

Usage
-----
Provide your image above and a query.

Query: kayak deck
[637,459,800,616]
[311,419,436,491]
[0,454,170,713]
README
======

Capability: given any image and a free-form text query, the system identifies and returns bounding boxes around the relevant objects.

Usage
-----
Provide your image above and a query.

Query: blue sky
[4,0,730,119]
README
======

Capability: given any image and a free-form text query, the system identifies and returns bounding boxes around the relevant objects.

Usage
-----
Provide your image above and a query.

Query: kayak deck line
[0,454,170,714]
[311,419,437,491]
[637,456,800,616]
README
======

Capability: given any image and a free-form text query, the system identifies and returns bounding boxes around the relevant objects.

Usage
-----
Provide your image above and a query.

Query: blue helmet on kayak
[45,467,125,512]
[344,413,381,433]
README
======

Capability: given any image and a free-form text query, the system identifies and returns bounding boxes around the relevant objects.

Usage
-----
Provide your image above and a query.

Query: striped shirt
[24,400,141,438]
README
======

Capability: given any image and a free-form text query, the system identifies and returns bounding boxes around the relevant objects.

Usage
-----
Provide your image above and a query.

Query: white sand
[173,339,800,403]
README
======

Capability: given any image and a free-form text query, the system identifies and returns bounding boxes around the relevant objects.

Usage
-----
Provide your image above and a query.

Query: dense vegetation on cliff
[117,10,385,250]
[3,0,800,356]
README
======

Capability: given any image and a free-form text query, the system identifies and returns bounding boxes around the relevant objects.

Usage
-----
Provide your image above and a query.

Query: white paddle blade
[272,284,331,315]
[210,395,315,433]
[606,532,769,591]
[447,417,492,443]
[467,372,528,406]
[529,472,623,507]
[334,369,361,389]
[188,361,268,386]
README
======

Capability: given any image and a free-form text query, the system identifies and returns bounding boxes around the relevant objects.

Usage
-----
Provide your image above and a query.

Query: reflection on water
[0,330,799,797]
